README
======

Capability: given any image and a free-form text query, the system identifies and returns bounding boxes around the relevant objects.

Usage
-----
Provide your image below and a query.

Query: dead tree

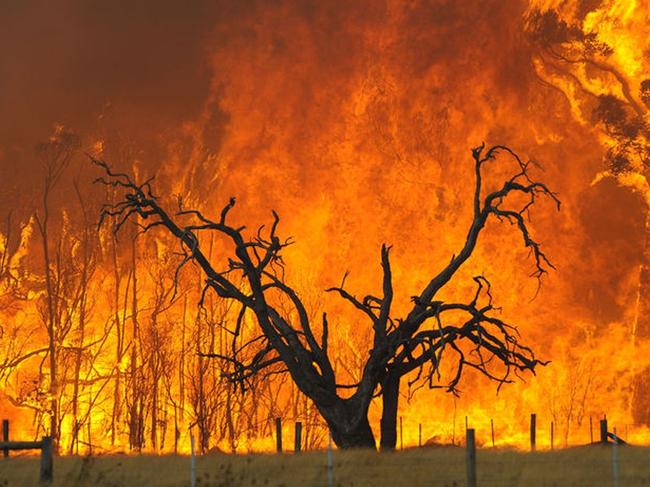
[34,126,80,452]
[92,143,559,449]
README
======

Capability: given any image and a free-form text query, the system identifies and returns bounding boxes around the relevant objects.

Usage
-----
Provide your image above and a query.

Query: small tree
[92,143,559,449]
[34,126,81,451]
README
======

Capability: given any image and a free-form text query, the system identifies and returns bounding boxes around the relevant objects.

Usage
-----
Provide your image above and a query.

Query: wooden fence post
[530,414,536,452]
[466,429,477,487]
[190,433,196,487]
[600,419,608,443]
[275,417,282,453]
[612,426,620,487]
[418,423,422,448]
[40,436,53,483]
[0,437,53,482]
[2,420,8,458]
[327,430,334,487]
[294,422,302,453]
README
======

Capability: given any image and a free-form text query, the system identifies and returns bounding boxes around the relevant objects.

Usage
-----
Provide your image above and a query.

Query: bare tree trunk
[176,294,187,454]
[379,373,400,451]
[151,351,159,451]
[110,230,125,446]
[225,384,235,452]
[318,399,376,449]
[69,249,89,454]
[128,231,144,451]
[195,309,209,453]
[36,188,59,453]
[70,185,92,454]
[34,126,79,454]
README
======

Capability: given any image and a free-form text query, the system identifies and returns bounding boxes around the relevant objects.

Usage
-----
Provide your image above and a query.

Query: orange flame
[1,0,650,453]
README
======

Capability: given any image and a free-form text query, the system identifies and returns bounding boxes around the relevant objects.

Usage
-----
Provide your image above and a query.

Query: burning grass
[1,445,649,486]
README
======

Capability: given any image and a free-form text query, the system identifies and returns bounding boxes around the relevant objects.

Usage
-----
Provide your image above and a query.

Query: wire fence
[183,425,642,487]
[184,439,645,487]
[2,417,650,486]
[2,412,646,455]
[0,437,646,486]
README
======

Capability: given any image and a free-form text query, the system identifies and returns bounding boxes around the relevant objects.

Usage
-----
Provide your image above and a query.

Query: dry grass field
[0,444,648,486]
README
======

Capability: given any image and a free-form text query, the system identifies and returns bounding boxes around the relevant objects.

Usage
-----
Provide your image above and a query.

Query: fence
[260,416,627,487]
[0,415,633,486]
[186,416,623,486]
[182,433,634,487]
[1,419,53,483]
[270,413,628,454]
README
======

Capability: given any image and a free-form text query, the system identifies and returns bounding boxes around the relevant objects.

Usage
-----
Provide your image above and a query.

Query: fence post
[600,419,608,443]
[530,414,536,452]
[612,427,619,487]
[275,417,282,453]
[39,436,53,483]
[327,430,333,487]
[294,422,302,453]
[466,428,477,487]
[418,423,422,448]
[2,420,8,458]
[190,433,196,487]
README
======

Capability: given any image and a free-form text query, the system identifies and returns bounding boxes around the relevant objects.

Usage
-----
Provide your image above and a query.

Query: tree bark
[319,398,376,449]
[37,189,59,453]
[379,373,400,451]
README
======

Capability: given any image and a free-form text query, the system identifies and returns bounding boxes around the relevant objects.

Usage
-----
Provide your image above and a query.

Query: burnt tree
[92,143,559,449]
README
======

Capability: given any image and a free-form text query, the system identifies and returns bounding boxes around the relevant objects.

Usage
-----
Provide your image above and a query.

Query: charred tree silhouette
[92,144,558,449]
[34,126,81,452]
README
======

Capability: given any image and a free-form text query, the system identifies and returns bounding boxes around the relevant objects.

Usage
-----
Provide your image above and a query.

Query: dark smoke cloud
[0,0,218,211]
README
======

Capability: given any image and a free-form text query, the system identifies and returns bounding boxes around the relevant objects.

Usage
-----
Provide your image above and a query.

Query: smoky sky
[0,0,218,191]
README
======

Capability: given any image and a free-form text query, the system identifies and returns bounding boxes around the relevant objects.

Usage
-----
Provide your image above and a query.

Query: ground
[0,444,647,486]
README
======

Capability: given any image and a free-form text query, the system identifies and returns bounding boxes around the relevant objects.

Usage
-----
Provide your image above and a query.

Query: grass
[0,444,648,486]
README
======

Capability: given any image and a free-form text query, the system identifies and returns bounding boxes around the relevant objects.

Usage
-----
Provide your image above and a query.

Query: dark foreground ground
[0,444,645,486]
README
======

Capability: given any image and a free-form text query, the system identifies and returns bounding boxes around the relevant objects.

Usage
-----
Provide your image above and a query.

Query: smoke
[0,0,217,213]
